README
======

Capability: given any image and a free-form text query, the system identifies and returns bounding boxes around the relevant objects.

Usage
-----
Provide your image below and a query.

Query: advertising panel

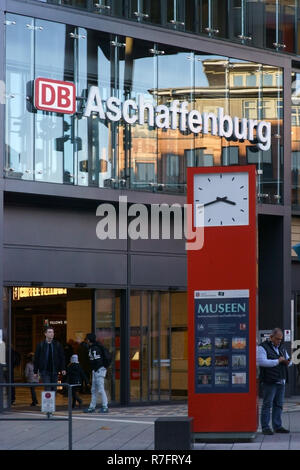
[194,290,249,394]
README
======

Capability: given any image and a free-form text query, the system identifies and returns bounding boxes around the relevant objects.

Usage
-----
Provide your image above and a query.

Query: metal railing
[0,382,76,450]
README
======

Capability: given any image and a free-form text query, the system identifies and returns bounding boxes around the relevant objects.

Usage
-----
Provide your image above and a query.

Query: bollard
[155,417,194,450]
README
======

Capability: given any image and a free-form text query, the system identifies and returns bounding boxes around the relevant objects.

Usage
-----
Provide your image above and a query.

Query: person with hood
[66,354,89,409]
[83,333,110,413]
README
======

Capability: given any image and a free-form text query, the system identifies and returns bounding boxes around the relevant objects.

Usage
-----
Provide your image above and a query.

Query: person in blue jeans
[257,328,292,435]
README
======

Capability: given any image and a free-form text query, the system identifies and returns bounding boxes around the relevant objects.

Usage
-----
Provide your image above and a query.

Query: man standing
[34,327,66,391]
[257,328,292,435]
[83,333,109,413]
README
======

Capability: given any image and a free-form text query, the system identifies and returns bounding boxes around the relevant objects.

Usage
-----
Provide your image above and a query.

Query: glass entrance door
[130,290,187,402]
[95,290,120,404]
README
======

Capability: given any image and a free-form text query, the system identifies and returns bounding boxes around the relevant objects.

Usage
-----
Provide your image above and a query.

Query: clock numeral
[240,186,244,189]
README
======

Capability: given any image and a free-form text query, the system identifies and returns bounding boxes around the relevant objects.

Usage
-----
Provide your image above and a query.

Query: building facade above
[33,0,300,56]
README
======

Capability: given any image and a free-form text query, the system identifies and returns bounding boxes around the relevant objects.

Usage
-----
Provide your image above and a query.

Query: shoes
[30,402,38,406]
[262,428,274,435]
[99,407,109,413]
[274,427,290,433]
[83,407,95,413]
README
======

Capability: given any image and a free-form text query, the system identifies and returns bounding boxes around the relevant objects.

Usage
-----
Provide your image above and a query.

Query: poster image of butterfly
[198,356,212,367]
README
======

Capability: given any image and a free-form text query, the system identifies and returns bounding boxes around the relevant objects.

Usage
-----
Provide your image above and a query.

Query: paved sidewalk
[1,397,300,450]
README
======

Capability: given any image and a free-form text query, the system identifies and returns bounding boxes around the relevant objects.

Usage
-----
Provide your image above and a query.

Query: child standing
[66,354,89,409]
[25,352,39,406]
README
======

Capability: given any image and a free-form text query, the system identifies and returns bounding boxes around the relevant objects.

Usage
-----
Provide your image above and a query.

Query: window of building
[233,74,243,87]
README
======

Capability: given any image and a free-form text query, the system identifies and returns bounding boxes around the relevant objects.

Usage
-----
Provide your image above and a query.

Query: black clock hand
[216,197,236,206]
[203,199,219,207]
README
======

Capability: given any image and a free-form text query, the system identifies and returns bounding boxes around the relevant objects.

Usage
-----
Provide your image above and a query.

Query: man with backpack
[83,332,111,414]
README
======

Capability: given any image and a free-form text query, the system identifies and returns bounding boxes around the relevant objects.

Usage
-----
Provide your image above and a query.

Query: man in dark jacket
[34,327,66,391]
[257,328,292,435]
[83,333,109,413]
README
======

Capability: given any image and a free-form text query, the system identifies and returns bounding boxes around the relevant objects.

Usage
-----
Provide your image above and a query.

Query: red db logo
[45,393,51,399]
[34,78,76,114]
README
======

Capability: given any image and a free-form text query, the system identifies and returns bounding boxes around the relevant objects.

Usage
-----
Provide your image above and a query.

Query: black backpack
[102,345,112,368]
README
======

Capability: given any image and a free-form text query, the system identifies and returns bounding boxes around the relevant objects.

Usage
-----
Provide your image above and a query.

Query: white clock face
[194,172,249,227]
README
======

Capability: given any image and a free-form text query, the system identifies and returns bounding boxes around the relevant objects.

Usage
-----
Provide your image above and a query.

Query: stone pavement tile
[260,435,291,450]
[92,424,154,450]
[8,423,67,450]
[73,422,123,449]
[286,411,300,432]
[73,421,135,450]
[231,443,262,450]
[203,444,234,450]
[118,426,154,451]
[34,421,90,450]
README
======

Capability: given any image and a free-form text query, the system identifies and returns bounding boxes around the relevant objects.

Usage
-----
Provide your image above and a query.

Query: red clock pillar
[187,165,257,437]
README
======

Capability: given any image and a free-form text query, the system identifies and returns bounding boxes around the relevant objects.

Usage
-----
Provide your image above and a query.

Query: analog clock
[194,172,249,227]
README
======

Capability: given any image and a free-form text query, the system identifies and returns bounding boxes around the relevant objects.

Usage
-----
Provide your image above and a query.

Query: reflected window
[222,147,239,165]
[246,74,256,87]
[233,75,243,87]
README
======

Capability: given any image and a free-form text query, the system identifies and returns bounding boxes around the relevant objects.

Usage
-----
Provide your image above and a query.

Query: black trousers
[72,386,82,407]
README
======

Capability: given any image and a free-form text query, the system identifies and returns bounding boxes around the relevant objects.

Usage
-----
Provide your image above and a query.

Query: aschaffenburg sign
[34,78,271,151]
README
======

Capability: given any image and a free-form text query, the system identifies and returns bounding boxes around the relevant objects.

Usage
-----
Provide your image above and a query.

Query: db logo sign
[34,77,76,114]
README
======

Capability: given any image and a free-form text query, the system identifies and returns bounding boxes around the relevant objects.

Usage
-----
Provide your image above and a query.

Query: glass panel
[166,0,185,31]
[141,292,149,401]
[95,290,120,404]
[292,72,300,207]
[245,0,265,49]
[150,292,159,400]
[130,291,141,401]
[120,39,157,191]
[129,0,151,23]
[92,0,113,16]
[5,15,34,180]
[211,0,228,39]
[34,19,70,184]
[157,46,194,193]
[265,0,277,50]
[160,293,171,401]
[281,0,296,53]
[170,292,187,400]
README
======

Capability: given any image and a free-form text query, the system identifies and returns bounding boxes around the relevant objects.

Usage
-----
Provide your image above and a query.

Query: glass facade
[292,71,300,207]
[5,13,283,203]
[35,0,299,55]
[130,291,187,402]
